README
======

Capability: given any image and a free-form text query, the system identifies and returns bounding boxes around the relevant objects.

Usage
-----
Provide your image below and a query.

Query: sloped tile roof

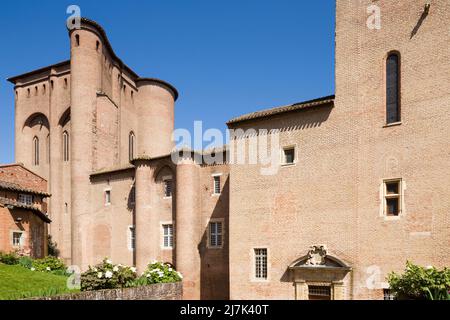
[227,95,335,125]
[0,180,51,197]
[0,197,51,223]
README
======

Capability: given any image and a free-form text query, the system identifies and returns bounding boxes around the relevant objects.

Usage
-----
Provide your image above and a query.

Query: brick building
[6,1,450,299]
[0,164,51,258]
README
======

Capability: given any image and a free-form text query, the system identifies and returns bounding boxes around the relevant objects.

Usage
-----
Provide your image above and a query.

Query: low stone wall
[35,282,182,300]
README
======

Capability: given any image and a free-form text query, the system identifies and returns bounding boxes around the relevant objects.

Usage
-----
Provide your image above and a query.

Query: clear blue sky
[0,0,335,164]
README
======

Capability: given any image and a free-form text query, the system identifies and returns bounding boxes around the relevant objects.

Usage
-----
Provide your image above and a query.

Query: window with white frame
[254,248,268,280]
[384,179,402,216]
[164,179,172,198]
[128,226,136,251]
[12,232,23,247]
[105,190,111,206]
[162,224,174,248]
[18,194,33,206]
[209,221,223,248]
[213,175,221,195]
[282,147,295,165]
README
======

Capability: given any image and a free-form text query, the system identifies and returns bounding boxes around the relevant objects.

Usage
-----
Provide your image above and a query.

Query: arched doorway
[289,245,352,300]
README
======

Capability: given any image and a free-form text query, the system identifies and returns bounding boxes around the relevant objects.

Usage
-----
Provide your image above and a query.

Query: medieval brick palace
[6,1,450,300]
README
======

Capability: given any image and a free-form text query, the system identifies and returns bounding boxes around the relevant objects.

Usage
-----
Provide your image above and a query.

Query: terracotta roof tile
[227,95,335,125]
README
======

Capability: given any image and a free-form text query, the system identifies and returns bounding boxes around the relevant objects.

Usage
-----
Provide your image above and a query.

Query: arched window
[63,131,70,162]
[129,132,135,161]
[33,136,39,166]
[386,52,401,124]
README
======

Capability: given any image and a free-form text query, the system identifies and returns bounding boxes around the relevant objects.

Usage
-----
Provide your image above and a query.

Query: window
[128,132,135,161]
[46,134,50,164]
[12,232,23,247]
[63,131,69,162]
[384,179,402,216]
[308,285,331,300]
[386,52,401,124]
[162,224,173,248]
[128,226,136,251]
[209,221,223,248]
[254,248,268,280]
[18,194,33,206]
[213,175,221,195]
[383,289,395,300]
[164,179,172,198]
[75,34,80,46]
[33,136,39,166]
[283,147,295,165]
[105,190,111,206]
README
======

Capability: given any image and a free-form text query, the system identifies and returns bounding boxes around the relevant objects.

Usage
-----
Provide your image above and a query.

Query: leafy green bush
[81,258,137,291]
[388,262,450,300]
[138,261,182,285]
[0,251,20,265]
[18,256,33,269]
[32,256,66,273]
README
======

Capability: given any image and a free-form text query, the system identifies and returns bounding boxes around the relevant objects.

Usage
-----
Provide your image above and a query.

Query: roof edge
[227,95,335,126]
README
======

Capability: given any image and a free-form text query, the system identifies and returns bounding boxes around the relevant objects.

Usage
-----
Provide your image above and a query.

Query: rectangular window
[209,221,223,248]
[383,289,395,300]
[164,179,172,198]
[283,147,295,165]
[213,176,221,195]
[163,224,174,248]
[384,179,401,216]
[18,194,33,206]
[105,190,111,206]
[254,248,268,280]
[308,285,331,300]
[12,232,23,247]
[128,226,136,251]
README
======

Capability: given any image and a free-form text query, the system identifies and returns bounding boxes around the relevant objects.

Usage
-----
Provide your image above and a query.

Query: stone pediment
[289,245,351,270]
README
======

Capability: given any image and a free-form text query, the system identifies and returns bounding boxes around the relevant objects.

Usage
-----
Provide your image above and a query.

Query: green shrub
[388,262,450,300]
[18,256,33,269]
[32,256,66,273]
[0,251,20,265]
[137,261,182,285]
[81,258,137,291]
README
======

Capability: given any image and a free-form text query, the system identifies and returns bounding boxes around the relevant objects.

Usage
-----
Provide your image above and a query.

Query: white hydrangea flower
[105,271,113,278]
[426,265,434,270]
[97,272,103,278]
[168,267,173,272]
[113,266,119,272]
[30,267,35,271]
[177,271,183,279]
[131,267,137,273]
[146,273,151,278]
[46,267,51,271]
[93,268,98,272]
[106,259,112,264]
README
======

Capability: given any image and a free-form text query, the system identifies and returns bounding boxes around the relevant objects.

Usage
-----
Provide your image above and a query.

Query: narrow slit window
[128,132,135,161]
[386,53,401,124]
[33,136,39,166]
[63,131,69,162]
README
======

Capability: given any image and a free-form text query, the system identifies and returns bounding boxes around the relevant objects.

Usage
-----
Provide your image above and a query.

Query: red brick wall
[0,207,48,258]
[0,164,47,193]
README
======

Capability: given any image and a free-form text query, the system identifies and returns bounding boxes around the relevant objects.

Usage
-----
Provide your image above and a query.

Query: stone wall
[35,282,182,300]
